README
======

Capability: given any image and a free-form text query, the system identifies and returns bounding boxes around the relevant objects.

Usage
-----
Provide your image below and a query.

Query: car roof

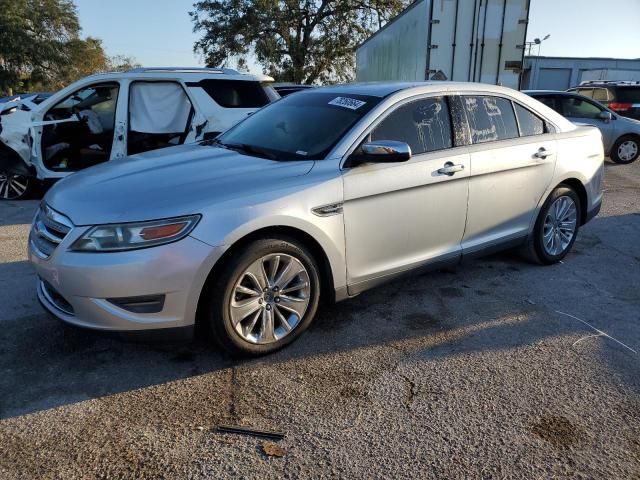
[75,67,274,83]
[306,81,528,98]
[525,90,576,96]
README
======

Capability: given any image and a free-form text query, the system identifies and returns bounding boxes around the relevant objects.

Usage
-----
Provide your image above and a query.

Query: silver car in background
[29,82,604,355]
[526,90,640,164]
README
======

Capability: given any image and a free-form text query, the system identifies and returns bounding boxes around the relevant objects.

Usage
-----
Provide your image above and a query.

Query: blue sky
[75,0,640,71]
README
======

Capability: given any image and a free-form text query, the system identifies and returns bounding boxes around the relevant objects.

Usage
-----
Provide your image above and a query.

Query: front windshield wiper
[209,139,278,160]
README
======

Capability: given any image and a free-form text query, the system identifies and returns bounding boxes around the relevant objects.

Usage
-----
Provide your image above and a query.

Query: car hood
[45,143,315,226]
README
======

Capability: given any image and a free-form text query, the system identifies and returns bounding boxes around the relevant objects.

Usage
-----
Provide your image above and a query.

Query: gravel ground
[0,162,638,479]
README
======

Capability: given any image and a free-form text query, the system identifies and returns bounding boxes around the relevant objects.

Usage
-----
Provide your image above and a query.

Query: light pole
[528,34,551,88]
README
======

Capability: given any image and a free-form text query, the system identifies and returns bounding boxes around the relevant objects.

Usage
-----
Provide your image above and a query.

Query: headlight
[70,215,201,252]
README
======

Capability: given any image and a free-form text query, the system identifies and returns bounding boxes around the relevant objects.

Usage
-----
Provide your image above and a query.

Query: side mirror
[346,140,412,167]
[599,110,613,122]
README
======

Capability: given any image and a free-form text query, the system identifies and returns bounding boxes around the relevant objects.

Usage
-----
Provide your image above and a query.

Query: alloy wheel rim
[0,172,28,199]
[230,253,311,344]
[618,140,638,162]
[542,196,577,256]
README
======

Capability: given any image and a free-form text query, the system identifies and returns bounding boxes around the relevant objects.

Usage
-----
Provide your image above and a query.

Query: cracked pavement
[0,162,639,479]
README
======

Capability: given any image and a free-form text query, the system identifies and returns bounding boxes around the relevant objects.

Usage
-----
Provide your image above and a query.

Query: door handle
[534,147,554,159]
[437,162,465,176]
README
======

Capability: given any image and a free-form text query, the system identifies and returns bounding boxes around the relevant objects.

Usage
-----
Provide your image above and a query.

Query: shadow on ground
[0,212,638,421]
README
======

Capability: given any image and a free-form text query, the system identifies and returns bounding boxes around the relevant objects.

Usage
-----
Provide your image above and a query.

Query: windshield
[216,92,381,160]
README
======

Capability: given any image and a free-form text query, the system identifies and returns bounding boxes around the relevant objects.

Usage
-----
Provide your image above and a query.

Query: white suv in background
[0,67,277,199]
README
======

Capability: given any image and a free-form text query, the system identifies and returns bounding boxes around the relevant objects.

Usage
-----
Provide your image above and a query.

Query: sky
[74,0,640,71]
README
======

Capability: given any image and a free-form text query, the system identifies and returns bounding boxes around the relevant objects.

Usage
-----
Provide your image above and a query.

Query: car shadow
[0,213,638,420]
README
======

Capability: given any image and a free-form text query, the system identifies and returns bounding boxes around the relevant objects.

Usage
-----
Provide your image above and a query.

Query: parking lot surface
[0,163,639,479]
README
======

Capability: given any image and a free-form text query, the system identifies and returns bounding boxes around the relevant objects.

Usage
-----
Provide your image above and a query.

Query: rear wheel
[0,170,31,200]
[611,135,640,164]
[524,186,581,265]
[204,237,321,356]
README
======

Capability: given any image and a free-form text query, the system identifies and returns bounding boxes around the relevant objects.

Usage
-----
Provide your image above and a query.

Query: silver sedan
[29,82,604,355]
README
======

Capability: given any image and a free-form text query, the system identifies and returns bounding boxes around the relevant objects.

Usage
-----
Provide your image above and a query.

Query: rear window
[615,87,640,103]
[191,79,272,108]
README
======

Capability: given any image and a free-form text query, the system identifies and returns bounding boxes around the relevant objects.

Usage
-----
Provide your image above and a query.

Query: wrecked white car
[0,68,277,199]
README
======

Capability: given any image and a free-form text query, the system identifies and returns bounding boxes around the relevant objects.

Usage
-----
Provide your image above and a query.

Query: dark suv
[568,81,640,121]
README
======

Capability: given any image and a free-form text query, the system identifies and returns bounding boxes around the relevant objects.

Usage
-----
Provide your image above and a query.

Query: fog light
[107,295,165,314]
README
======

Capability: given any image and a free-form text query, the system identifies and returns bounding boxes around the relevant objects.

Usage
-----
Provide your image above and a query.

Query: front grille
[39,279,75,316]
[29,204,73,259]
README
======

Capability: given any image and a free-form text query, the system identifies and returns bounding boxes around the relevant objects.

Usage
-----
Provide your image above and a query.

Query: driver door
[341,95,470,294]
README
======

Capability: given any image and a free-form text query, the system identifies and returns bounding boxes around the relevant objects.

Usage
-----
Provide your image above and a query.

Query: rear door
[461,95,556,253]
[342,95,470,293]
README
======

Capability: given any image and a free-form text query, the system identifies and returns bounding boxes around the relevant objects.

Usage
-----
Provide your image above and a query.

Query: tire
[0,170,32,200]
[204,237,321,356]
[611,135,640,164]
[523,186,582,265]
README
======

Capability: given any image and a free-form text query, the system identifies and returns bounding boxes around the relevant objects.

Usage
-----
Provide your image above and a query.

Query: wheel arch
[195,225,337,332]
[557,178,588,225]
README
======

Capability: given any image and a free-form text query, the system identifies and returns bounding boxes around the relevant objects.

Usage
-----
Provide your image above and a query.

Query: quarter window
[371,97,452,154]
[192,79,272,108]
[463,96,519,144]
[514,103,545,136]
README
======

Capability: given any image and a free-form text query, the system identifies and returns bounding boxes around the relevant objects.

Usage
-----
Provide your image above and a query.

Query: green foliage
[191,0,409,84]
[0,0,139,94]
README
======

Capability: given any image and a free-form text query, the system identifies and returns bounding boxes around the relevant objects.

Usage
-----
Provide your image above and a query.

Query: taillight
[608,102,632,112]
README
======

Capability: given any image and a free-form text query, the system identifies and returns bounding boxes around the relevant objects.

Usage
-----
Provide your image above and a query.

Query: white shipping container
[356,0,531,89]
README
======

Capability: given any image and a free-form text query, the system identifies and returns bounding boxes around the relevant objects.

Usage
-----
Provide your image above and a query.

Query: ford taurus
[29,82,604,355]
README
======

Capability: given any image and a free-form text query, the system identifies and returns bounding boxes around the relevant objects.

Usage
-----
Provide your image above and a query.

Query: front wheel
[524,186,581,265]
[0,171,31,200]
[611,135,640,164]
[204,237,321,356]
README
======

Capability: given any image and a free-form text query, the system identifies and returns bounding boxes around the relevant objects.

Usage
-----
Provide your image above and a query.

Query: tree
[190,0,409,84]
[0,0,139,94]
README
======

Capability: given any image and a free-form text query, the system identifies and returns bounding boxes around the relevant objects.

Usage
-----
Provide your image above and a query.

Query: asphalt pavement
[0,162,638,479]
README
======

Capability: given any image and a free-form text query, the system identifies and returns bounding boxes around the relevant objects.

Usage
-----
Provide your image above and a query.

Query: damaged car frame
[0,67,277,199]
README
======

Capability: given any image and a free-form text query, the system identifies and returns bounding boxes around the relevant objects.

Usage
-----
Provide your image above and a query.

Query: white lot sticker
[328,97,366,110]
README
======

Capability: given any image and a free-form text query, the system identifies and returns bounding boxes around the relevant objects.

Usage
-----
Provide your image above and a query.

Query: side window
[128,82,194,155]
[463,96,519,144]
[371,96,452,154]
[514,103,545,136]
[47,83,119,126]
[576,88,594,99]
[193,79,272,108]
[560,97,603,119]
[592,88,609,102]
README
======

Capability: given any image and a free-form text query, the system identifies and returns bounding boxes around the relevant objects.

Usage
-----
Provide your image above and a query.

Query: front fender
[190,174,347,292]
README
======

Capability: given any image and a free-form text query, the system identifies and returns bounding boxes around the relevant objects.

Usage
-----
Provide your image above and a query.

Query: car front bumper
[29,233,223,331]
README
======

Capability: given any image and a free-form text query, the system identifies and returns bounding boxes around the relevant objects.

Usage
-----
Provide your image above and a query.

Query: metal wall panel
[356,0,530,89]
[355,0,429,82]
